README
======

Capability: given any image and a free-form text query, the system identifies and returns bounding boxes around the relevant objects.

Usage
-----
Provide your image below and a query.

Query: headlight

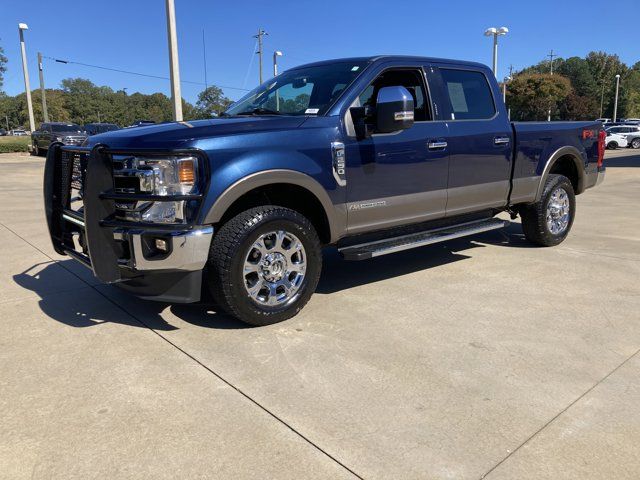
[114,155,201,224]
[133,156,199,195]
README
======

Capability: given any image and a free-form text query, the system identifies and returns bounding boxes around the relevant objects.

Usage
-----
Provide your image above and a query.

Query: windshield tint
[225,61,368,116]
[51,124,81,132]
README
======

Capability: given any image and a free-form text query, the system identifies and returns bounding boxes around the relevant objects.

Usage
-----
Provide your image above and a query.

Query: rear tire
[206,206,322,326]
[520,174,575,247]
[631,138,640,149]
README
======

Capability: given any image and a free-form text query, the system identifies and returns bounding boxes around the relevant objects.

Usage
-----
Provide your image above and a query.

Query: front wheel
[206,206,322,326]
[607,141,618,150]
[520,174,576,247]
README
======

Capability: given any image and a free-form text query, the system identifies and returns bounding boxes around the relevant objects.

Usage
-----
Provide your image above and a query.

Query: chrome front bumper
[114,226,214,272]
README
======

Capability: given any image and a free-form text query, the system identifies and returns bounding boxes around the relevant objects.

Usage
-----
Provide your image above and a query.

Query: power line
[43,55,249,91]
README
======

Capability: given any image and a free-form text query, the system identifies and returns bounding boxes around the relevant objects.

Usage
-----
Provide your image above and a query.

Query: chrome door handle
[428,141,448,150]
[494,136,510,145]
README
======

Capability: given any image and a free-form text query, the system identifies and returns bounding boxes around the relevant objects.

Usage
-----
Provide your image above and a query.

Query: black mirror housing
[375,86,415,134]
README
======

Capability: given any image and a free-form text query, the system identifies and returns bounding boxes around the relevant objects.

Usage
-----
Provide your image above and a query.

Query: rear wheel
[631,138,640,149]
[207,206,322,326]
[520,174,575,247]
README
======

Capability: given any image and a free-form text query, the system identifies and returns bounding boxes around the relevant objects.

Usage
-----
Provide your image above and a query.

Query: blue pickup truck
[44,55,606,326]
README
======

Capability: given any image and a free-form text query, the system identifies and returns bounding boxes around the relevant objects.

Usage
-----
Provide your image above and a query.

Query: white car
[606,125,640,149]
[605,130,628,149]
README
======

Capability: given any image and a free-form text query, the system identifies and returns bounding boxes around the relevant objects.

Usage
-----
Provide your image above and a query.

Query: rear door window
[440,69,496,120]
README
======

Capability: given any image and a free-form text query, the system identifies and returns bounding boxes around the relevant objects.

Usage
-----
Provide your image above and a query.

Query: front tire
[520,174,575,247]
[607,141,618,150]
[207,206,322,326]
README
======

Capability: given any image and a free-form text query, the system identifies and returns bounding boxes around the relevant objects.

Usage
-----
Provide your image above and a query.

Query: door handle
[494,136,510,145]
[428,141,448,150]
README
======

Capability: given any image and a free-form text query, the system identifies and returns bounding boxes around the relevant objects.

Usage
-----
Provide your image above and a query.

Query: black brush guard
[44,144,122,283]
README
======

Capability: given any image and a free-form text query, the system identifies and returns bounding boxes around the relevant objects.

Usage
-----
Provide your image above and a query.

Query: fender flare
[535,146,586,201]
[202,169,346,243]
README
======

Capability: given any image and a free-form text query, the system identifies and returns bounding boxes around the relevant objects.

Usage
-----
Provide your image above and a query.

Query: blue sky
[1,0,636,103]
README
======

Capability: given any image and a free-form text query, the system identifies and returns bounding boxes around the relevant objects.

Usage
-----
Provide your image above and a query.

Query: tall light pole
[165,0,183,121]
[484,26,508,78]
[254,28,268,84]
[273,50,283,77]
[37,52,49,123]
[613,74,621,122]
[18,23,35,132]
[273,51,283,111]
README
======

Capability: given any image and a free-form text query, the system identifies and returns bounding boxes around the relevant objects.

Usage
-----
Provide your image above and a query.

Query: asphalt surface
[0,148,639,479]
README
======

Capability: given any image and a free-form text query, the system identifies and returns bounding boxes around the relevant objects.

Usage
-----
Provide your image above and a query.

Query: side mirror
[375,86,415,133]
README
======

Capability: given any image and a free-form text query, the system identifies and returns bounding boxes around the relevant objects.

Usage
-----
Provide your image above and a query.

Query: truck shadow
[316,225,529,294]
[602,154,640,167]
[14,223,530,330]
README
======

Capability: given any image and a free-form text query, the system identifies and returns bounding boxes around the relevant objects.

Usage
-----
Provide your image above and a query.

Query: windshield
[225,61,368,116]
[51,124,81,132]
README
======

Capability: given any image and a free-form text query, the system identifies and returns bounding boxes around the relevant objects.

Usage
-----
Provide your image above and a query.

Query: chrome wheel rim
[546,187,570,235]
[243,230,306,306]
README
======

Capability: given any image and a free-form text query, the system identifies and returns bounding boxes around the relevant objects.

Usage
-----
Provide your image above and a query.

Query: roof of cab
[290,55,488,70]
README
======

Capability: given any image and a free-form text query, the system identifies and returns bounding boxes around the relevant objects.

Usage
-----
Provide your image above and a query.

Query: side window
[357,69,431,121]
[440,69,496,120]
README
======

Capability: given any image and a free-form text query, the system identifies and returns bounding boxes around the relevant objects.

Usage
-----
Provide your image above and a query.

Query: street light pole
[18,23,35,132]
[165,0,183,121]
[613,74,621,122]
[273,50,282,77]
[37,52,49,123]
[273,51,283,111]
[484,27,508,78]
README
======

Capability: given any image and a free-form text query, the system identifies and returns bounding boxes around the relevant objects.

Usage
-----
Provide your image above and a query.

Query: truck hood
[83,117,308,150]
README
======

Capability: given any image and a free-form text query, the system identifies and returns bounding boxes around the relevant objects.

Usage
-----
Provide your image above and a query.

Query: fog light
[155,238,168,252]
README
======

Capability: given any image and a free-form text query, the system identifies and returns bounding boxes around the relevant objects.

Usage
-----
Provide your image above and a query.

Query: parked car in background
[126,120,156,128]
[0,128,7,136]
[11,129,28,136]
[624,131,640,149]
[31,122,87,156]
[83,123,120,136]
[606,125,640,135]
[596,118,611,123]
[623,118,640,125]
[605,130,629,149]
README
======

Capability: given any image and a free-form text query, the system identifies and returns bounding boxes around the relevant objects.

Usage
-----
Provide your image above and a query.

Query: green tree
[585,51,628,117]
[194,86,233,118]
[507,73,572,121]
[556,57,598,97]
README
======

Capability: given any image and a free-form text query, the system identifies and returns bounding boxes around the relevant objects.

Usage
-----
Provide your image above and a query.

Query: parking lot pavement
[0,149,639,479]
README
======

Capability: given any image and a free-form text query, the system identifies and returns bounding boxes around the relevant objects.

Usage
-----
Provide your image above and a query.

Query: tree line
[506,51,640,121]
[0,77,233,130]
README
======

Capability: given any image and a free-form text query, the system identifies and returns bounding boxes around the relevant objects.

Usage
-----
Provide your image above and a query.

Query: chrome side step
[339,218,508,261]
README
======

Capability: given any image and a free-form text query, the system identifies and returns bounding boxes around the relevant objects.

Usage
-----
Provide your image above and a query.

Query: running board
[339,218,508,261]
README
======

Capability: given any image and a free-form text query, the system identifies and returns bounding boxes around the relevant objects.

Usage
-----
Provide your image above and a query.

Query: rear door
[432,66,512,216]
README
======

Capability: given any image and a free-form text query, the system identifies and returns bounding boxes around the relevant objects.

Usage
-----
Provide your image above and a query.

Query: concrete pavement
[0,149,638,479]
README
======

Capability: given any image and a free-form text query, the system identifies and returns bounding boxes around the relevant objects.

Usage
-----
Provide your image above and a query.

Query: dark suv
[83,123,120,136]
[31,122,87,156]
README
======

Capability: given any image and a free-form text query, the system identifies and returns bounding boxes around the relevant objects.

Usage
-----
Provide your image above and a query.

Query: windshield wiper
[235,107,283,116]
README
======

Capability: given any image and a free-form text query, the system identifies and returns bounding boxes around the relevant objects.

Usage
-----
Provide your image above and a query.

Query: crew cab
[32,122,87,156]
[44,56,606,326]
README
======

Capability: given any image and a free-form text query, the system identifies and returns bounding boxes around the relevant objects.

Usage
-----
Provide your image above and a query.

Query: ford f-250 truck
[44,56,606,326]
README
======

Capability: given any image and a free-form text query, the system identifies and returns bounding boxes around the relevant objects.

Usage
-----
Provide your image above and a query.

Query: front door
[343,66,449,234]
[433,66,512,216]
